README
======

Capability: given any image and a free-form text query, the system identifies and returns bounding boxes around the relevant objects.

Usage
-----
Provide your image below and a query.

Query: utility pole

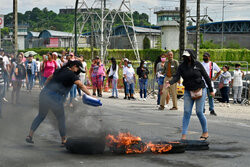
[195,0,200,60]
[100,0,104,62]
[13,0,18,54]
[90,13,95,60]
[74,0,78,56]
[221,0,225,49]
[179,0,187,61]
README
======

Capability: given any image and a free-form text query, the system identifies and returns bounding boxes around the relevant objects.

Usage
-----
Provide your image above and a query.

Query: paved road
[0,88,250,167]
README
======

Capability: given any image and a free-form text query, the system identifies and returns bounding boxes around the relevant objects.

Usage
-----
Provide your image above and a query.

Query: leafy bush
[19,48,250,63]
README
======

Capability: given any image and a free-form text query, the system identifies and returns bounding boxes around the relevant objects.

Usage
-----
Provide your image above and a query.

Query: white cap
[182,51,190,57]
[52,52,58,56]
[0,55,3,59]
[124,58,128,61]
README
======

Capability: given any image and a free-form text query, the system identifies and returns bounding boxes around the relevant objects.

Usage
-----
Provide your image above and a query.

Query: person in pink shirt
[41,52,57,84]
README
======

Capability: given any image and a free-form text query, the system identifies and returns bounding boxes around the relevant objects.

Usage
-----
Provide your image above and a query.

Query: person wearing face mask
[25,54,37,93]
[201,52,221,116]
[156,54,170,107]
[165,49,215,140]
[159,51,179,110]
[231,64,244,104]
[123,61,136,100]
[136,60,149,101]
[26,60,92,145]
[219,65,232,107]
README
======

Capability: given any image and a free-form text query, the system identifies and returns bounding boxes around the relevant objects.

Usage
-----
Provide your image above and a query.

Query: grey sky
[0,0,250,25]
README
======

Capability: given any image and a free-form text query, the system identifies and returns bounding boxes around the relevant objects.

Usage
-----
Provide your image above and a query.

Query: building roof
[29,31,40,37]
[39,30,73,38]
[113,25,161,36]
[187,20,250,34]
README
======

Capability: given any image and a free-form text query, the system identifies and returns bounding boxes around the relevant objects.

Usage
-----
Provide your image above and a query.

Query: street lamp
[221,0,233,48]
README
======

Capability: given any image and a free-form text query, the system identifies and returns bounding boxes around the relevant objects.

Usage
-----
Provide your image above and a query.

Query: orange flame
[106,132,174,154]
[147,142,173,153]
[106,132,147,154]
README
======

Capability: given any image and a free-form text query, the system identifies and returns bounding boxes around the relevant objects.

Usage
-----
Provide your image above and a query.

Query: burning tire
[153,142,186,154]
[65,137,105,154]
[179,140,209,151]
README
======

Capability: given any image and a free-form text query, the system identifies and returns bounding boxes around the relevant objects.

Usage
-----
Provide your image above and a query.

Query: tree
[143,36,151,49]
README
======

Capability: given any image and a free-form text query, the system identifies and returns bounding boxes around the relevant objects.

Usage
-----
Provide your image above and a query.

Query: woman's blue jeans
[30,88,66,137]
[112,79,118,97]
[126,82,134,94]
[70,84,77,103]
[27,74,35,91]
[139,78,148,98]
[182,88,208,135]
[157,77,165,105]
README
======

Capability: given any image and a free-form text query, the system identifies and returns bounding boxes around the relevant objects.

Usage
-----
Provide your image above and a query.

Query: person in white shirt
[201,52,221,116]
[120,58,129,99]
[108,57,119,98]
[123,61,136,100]
[232,64,245,104]
[0,48,10,102]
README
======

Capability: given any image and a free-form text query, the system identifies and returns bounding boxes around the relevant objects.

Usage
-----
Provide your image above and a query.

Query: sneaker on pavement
[3,98,8,103]
[227,103,230,107]
[74,97,79,102]
[143,98,146,101]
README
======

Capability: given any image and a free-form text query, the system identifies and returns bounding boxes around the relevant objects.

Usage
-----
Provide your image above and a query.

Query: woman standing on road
[219,65,232,107]
[156,54,170,106]
[137,60,149,101]
[123,61,136,100]
[26,61,91,145]
[41,52,57,84]
[108,57,119,98]
[165,49,215,140]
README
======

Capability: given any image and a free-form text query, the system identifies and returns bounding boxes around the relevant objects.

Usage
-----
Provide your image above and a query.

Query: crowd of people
[0,47,246,143]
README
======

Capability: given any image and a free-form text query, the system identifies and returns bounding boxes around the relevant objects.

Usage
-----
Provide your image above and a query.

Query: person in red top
[41,52,57,84]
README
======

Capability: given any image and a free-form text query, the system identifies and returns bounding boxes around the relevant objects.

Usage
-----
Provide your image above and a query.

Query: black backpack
[15,63,26,80]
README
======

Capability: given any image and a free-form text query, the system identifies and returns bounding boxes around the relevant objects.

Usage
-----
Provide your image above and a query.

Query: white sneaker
[164,104,169,109]
[227,103,230,107]
[74,97,79,102]
[219,103,224,107]
[3,98,8,103]
[139,98,143,101]
[143,98,146,101]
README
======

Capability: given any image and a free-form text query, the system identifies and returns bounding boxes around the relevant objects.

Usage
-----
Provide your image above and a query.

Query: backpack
[16,64,26,80]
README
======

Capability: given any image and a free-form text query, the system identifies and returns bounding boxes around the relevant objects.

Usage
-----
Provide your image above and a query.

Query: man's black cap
[203,52,210,57]
[0,48,4,52]
[72,60,84,73]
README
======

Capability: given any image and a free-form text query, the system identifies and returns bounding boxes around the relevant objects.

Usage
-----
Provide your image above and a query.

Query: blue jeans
[30,88,66,137]
[126,82,134,95]
[27,74,35,91]
[70,84,77,103]
[0,85,4,117]
[205,87,214,111]
[157,77,165,105]
[112,79,118,97]
[3,72,9,97]
[182,88,208,135]
[139,78,148,98]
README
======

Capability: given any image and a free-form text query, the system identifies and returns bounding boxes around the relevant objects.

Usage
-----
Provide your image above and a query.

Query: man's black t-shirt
[27,61,32,75]
[45,67,79,95]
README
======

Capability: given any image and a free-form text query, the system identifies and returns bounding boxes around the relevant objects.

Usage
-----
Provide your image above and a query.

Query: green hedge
[19,48,250,63]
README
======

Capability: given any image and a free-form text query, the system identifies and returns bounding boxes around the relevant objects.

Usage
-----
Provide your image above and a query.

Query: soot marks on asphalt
[145,156,202,167]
